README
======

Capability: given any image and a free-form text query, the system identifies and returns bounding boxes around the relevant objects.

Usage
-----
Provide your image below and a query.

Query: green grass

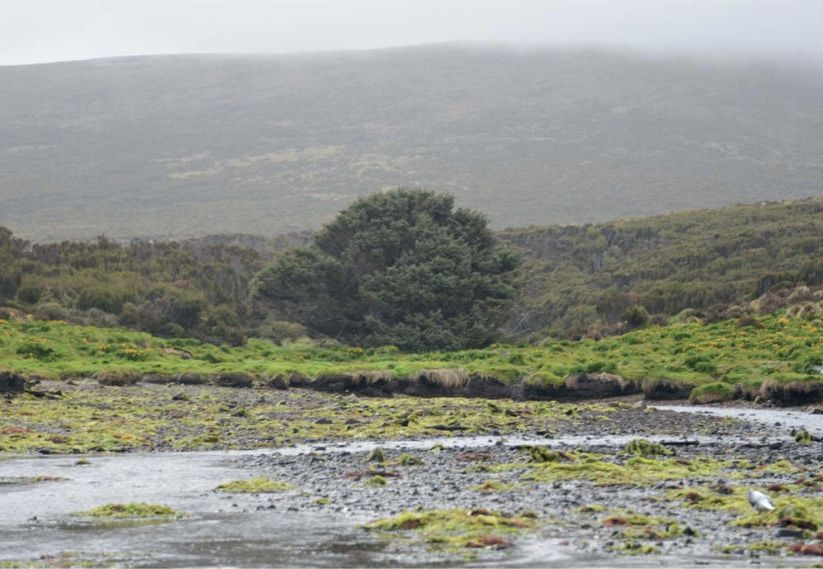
[1,311,820,398]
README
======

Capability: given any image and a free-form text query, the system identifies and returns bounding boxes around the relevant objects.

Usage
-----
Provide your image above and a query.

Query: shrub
[32,302,69,321]
[255,189,519,351]
[16,285,43,304]
[77,287,128,313]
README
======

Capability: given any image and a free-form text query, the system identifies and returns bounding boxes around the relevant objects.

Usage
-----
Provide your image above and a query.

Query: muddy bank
[89,368,823,406]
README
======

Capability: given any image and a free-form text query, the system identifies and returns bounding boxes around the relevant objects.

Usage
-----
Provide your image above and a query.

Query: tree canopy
[254,189,520,350]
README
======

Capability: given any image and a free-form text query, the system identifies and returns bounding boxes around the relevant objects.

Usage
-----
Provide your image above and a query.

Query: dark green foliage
[0,230,274,344]
[255,190,519,351]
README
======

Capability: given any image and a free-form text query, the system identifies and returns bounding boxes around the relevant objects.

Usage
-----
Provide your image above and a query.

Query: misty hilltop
[1,44,822,240]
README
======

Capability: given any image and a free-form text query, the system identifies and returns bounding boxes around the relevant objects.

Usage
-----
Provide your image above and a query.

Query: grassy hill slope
[2,45,823,240]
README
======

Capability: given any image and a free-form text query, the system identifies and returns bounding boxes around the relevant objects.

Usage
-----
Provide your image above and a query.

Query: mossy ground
[214,478,292,493]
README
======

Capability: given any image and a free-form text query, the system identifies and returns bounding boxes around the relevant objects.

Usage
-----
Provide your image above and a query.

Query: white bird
[748,490,775,512]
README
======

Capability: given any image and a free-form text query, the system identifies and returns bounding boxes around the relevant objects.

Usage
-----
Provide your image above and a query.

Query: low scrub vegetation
[2,197,821,346]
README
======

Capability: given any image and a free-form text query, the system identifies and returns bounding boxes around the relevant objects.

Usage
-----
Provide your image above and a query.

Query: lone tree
[255,189,519,351]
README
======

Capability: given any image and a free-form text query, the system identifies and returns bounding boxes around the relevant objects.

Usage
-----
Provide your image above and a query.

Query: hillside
[500,198,823,339]
[2,44,823,240]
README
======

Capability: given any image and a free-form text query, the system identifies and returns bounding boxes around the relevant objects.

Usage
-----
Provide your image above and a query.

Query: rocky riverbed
[1,388,822,567]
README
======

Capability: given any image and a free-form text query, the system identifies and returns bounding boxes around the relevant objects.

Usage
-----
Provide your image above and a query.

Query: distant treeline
[1,197,822,345]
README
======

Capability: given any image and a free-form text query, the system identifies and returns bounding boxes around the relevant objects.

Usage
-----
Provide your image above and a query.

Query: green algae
[74,503,185,520]
[600,511,688,556]
[367,448,386,463]
[734,497,823,531]
[624,438,672,457]
[365,475,388,486]
[717,541,785,556]
[577,504,606,513]
[396,453,423,466]
[214,478,293,493]
[608,541,660,555]
[365,508,537,550]
[0,475,66,485]
[526,446,562,463]
[0,552,117,568]
[470,479,518,493]
[666,486,750,512]
[667,485,823,531]
[0,382,604,454]
[502,451,731,487]
[794,429,814,444]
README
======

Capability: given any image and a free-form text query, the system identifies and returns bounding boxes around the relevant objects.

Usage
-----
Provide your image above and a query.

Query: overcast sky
[2,0,823,65]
